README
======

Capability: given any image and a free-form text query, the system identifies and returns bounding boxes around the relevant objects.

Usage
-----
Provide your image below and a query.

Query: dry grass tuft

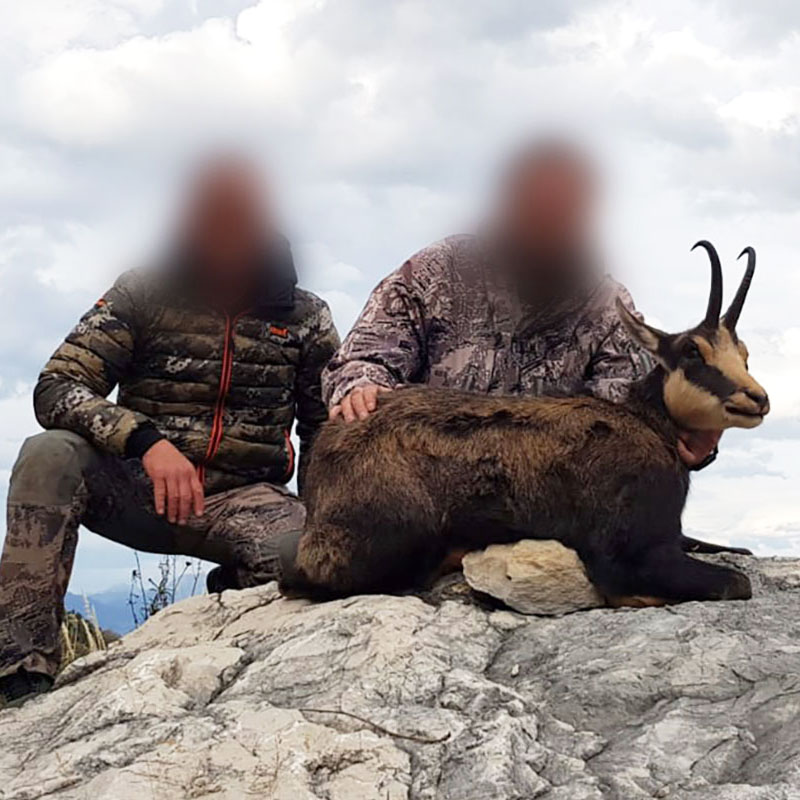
[59,597,118,671]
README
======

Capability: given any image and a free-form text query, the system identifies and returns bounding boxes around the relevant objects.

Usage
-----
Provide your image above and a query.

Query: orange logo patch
[269,325,289,338]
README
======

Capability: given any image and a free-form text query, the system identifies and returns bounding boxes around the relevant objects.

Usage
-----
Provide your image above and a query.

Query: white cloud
[721,88,800,132]
[0,383,38,468]
[685,439,800,554]
[295,241,363,288]
[0,0,165,56]
[1,0,799,593]
[318,289,363,335]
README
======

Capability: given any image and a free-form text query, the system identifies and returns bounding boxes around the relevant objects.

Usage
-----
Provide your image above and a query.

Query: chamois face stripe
[682,361,737,401]
[694,328,759,394]
[615,242,768,431]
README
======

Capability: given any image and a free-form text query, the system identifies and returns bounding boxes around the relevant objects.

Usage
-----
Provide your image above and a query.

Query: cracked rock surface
[2,555,800,799]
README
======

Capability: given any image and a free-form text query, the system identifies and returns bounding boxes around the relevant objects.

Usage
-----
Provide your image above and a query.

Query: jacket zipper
[198,313,240,486]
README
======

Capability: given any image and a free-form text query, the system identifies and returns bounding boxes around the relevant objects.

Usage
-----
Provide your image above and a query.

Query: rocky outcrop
[3,555,800,799]
[463,540,604,614]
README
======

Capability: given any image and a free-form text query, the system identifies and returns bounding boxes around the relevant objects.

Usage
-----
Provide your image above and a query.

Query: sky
[0,0,799,595]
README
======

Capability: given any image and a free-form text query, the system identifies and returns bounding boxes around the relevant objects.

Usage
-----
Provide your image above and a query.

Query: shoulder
[107,266,145,295]
[568,277,642,356]
[293,287,330,315]
[105,266,162,307]
[291,288,336,332]
[83,268,154,327]
[408,234,473,268]
[585,276,640,327]
[608,278,639,315]
[390,234,472,288]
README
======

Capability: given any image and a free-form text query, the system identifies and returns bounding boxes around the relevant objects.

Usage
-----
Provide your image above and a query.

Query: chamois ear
[616,297,666,356]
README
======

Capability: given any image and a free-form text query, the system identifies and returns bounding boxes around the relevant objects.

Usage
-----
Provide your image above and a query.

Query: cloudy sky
[1,0,799,595]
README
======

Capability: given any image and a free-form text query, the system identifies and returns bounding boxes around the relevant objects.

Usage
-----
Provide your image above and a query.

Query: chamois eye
[682,341,702,361]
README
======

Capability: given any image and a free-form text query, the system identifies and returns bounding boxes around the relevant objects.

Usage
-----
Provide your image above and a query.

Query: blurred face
[182,160,272,287]
[495,152,596,288]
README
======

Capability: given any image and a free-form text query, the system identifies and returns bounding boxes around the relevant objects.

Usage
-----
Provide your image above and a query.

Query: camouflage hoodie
[34,251,339,494]
[323,235,652,406]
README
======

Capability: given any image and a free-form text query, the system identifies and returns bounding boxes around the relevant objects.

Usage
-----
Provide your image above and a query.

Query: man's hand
[329,384,392,423]
[677,429,722,468]
[142,440,205,524]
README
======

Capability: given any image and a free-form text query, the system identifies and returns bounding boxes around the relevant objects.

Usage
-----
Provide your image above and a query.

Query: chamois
[280,242,769,606]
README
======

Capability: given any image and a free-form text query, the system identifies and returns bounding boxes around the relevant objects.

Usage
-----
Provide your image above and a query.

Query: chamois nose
[745,389,769,410]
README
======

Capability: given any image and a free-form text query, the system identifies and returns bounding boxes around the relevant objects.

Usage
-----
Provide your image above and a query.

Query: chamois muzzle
[692,240,723,329]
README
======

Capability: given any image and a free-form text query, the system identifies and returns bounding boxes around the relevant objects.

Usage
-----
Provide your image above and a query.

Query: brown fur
[281,244,766,605]
[282,379,753,605]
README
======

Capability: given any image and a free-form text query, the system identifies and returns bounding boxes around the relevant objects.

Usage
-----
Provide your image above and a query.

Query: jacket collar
[166,236,297,314]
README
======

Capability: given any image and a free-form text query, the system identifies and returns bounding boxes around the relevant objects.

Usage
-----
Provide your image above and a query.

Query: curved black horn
[691,240,723,328]
[724,247,755,332]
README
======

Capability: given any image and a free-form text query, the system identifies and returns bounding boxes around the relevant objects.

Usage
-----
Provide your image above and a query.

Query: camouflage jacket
[323,235,652,407]
[34,259,340,494]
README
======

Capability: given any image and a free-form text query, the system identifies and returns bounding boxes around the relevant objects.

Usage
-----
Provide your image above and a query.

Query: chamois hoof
[723,569,752,600]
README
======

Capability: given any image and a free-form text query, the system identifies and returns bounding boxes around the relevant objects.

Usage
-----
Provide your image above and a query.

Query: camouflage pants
[0,430,305,679]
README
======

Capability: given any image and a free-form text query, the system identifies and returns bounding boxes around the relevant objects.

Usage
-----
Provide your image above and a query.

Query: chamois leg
[680,535,752,556]
[584,544,752,606]
[279,521,442,600]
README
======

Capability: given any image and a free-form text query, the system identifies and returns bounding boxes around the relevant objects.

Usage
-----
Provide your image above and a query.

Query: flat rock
[2,556,800,799]
[463,539,605,615]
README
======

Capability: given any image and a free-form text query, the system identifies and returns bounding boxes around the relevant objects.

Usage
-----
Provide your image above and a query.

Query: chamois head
[617,241,769,431]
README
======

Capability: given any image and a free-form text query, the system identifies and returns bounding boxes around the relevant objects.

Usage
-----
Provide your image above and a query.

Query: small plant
[128,553,204,628]
[59,595,115,671]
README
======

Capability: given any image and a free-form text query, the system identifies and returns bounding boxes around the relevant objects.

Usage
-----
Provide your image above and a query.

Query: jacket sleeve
[295,299,340,492]
[583,283,655,403]
[33,272,163,457]
[321,258,430,407]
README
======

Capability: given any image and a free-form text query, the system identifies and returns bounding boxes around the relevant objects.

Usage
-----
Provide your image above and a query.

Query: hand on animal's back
[328,384,392,423]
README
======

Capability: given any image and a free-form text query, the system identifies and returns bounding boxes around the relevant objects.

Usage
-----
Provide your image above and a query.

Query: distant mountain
[65,575,207,636]
[65,588,137,635]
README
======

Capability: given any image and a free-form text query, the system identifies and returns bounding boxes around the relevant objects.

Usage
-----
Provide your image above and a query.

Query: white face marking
[664,327,768,430]
[664,369,729,430]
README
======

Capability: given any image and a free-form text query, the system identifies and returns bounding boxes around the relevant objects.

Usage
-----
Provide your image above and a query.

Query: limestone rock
[463,539,605,614]
[2,555,800,799]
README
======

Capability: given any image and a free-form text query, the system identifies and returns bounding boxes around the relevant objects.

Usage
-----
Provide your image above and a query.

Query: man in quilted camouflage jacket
[324,141,722,466]
[0,158,339,704]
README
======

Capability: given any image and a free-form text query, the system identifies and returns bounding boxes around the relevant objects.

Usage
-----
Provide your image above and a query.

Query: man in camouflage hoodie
[324,142,722,469]
[0,158,339,704]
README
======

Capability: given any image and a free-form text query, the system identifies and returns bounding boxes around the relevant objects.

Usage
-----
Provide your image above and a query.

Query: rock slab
[2,555,800,799]
[462,539,605,614]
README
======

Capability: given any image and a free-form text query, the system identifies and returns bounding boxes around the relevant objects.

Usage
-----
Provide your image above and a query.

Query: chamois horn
[724,247,755,332]
[692,240,723,329]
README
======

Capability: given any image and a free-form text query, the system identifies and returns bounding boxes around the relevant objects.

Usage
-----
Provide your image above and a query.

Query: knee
[18,430,91,467]
[10,431,93,503]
